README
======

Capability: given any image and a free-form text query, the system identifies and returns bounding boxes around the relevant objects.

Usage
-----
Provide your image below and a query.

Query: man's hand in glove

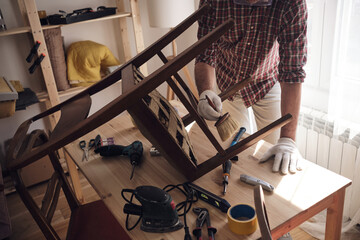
[197,90,222,121]
[259,137,303,174]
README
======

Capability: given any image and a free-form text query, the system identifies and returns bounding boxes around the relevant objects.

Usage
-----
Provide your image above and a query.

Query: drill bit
[130,164,136,180]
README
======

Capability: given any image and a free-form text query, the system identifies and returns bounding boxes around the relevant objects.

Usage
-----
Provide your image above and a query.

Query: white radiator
[296,107,360,220]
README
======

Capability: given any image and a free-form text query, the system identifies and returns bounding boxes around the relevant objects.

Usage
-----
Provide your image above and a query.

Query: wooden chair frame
[254,185,273,240]
[6,5,292,182]
[8,129,131,240]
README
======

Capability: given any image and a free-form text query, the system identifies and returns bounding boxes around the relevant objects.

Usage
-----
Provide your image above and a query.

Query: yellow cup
[227,204,258,235]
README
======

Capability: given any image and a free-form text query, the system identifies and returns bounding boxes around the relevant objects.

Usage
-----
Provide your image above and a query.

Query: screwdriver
[222,160,232,194]
[223,127,246,194]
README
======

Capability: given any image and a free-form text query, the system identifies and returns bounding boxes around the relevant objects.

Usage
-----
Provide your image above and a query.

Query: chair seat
[67,200,131,240]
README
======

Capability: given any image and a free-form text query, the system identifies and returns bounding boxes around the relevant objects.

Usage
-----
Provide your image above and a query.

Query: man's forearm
[195,62,217,95]
[280,82,302,141]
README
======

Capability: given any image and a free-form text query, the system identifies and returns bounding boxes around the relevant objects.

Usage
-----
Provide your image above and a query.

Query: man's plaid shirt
[196,0,307,107]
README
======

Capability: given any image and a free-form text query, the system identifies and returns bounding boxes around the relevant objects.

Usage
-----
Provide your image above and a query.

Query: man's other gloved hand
[197,90,222,121]
[259,137,303,174]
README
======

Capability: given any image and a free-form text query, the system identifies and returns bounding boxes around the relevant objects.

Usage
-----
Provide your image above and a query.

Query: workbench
[64,109,351,239]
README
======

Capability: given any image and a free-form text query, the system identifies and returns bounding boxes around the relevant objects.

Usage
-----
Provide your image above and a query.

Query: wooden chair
[6,4,292,188]
[7,129,131,240]
[254,185,273,240]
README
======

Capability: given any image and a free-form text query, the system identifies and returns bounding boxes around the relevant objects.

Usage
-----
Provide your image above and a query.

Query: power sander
[122,185,184,233]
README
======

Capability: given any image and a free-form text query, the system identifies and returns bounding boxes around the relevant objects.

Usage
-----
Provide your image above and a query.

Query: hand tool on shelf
[79,138,95,161]
[28,53,45,74]
[94,135,143,180]
[26,41,41,63]
[193,207,217,240]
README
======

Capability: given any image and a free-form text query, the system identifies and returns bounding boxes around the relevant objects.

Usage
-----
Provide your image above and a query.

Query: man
[195,0,307,175]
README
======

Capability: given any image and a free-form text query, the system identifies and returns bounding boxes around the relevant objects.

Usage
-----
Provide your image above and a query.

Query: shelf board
[37,86,86,102]
[0,12,131,37]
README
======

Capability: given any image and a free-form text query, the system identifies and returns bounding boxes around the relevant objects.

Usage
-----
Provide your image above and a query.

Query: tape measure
[227,204,257,235]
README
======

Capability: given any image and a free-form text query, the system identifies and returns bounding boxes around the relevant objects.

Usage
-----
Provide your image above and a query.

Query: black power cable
[163,183,198,240]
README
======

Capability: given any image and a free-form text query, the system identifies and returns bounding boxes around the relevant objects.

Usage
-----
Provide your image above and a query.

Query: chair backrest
[8,129,80,239]
[254,185,273,240]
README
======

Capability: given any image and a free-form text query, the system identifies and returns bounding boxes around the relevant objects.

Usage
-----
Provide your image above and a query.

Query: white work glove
[259,137,303,174]
[197,90,222,121]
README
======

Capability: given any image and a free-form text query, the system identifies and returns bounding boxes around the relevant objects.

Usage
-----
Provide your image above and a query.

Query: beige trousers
[222,82,281,144]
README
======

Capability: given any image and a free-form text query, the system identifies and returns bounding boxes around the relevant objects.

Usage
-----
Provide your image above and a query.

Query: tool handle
[29,53,45,74]
[26,41,41,63]
[94,144,126,156]
[230,127,246,146]
[79,140,86,149]
[123,203,142,216]
[192,228,202,240]
[222,160,232,175]
[205,95,217,111]
[208,226,217,240]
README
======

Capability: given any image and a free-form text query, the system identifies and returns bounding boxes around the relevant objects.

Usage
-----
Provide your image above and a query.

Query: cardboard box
[21,155,54,187]
[0,77,18,118]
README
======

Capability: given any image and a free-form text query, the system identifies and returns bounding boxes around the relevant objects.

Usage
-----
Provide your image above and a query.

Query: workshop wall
[0,0,198,169]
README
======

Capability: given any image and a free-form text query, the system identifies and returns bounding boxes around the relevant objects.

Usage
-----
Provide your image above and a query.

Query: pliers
[79,139,95,161]
[193,207,217,240]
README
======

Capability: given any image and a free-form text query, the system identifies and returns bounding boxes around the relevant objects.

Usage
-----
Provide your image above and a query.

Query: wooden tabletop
[65,110,351,239]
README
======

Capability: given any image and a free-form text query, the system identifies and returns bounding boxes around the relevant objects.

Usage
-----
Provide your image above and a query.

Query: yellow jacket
[67,41,120,86]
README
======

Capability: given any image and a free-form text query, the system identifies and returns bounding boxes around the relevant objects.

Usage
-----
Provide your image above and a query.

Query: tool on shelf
[79,138,95,161]
[26,40,41,63]
[222,159,232,194]
[183,182,231,213]
[240,174,275,192]
[94,135,143,180]
[28,53,45,74]
[193,207,217,240]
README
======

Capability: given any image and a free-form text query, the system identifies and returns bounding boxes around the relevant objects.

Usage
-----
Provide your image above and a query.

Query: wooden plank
[116,0,132,61]
[129,0,148,75]
[24,0,60,110]
[328,138,343,174]
[340,143,357,218]
[317,133,330,168]
[17,0,29,25]
[350,148,360,219]
[306,129,318,163]
[0,13,131,38]
[296,125,307,157]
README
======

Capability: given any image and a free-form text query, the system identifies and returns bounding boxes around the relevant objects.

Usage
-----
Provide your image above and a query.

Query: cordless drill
[94,135,143,180]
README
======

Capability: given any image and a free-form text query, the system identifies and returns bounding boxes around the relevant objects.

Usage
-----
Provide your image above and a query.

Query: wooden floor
[5,171,317,240]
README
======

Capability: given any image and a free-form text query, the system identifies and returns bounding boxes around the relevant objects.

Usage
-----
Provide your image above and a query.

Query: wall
[0,0,199,169]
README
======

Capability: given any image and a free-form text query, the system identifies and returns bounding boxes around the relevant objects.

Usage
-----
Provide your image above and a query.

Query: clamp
[193,207,217,240]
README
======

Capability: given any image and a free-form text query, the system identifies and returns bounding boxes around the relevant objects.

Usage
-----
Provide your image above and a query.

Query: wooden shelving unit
[1,0,146,202]
[0,12,132,37]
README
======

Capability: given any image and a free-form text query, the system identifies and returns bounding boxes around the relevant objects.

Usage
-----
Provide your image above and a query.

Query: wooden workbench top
[65,111,351,239]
